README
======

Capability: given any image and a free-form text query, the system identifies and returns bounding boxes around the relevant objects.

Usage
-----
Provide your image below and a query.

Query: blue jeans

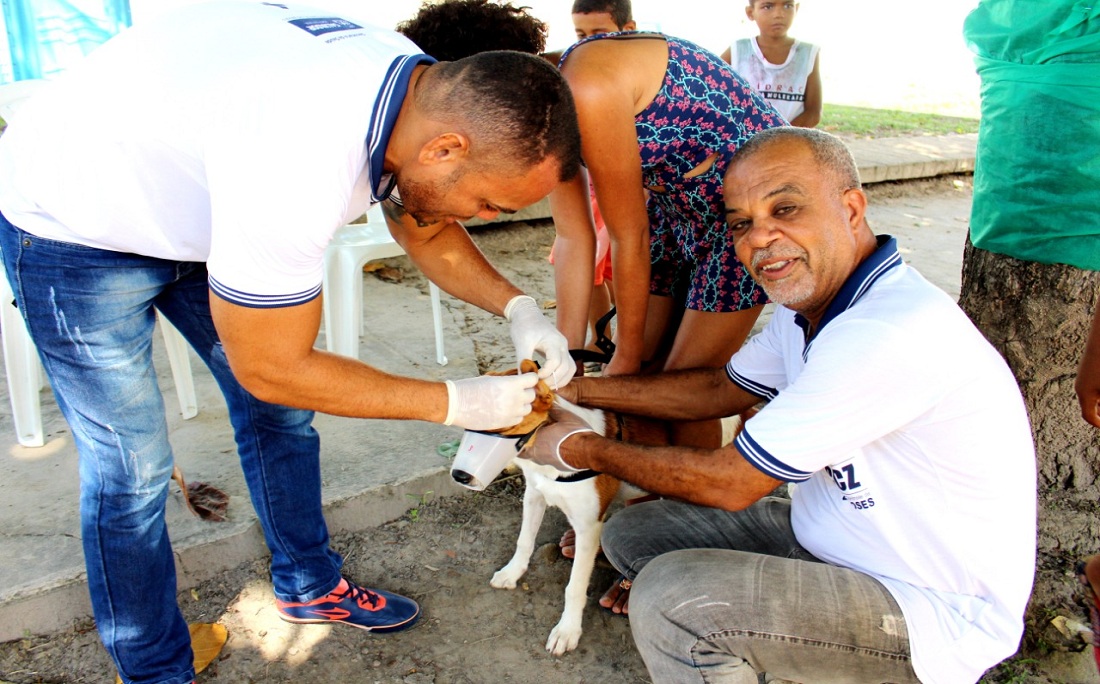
[602,497,921,684]
[0,214,344,684]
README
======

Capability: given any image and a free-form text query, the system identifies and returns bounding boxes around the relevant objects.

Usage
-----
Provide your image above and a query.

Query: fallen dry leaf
[362,262,385,273]
[172,466,229,522]
[190,622,229,673]
[372,266,404,283]
[115,623,227,683]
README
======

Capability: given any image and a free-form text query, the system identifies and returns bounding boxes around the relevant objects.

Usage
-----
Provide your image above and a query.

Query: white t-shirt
[731,37,818,123]
[728,237,1036,684]
[0,0,432,308]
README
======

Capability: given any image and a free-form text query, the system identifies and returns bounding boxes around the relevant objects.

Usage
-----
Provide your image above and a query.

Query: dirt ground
[1,176,1085,684]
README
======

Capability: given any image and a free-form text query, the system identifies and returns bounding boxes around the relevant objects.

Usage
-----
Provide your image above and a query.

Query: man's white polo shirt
[0,1,434,308]
[728,236,1036,684]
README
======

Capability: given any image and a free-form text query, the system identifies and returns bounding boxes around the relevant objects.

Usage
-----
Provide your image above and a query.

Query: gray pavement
[0,133,976,642]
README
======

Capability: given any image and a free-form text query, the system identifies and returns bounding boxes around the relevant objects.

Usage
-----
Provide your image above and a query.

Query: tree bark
[958,238,1100,653]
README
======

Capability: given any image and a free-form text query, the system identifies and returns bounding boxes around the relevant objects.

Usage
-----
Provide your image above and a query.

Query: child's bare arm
[790,52,822,128]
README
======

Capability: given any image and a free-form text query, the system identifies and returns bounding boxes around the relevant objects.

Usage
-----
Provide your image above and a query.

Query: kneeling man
[522,127,1036,684]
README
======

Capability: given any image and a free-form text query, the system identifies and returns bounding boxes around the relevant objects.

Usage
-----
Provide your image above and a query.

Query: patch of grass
[979,656,1043,683]
[820,104,979,139]
[405,490,434,522]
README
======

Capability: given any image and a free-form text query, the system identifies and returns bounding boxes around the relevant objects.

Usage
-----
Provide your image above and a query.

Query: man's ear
[744,5,755,21]
[843,187,868,233]
[418,132,469,166]
[622,21,636,31]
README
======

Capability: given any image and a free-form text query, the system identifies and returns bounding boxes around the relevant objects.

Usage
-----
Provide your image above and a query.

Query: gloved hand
[506,295,573,390]
[444,372,538,431]
[518,406,596,473]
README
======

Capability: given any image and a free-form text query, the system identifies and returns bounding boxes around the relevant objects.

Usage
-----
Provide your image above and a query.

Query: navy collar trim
[794,235,902,355]
[367,53,436,202]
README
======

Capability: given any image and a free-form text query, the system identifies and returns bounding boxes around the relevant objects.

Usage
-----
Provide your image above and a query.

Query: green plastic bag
[964,1,1100,270]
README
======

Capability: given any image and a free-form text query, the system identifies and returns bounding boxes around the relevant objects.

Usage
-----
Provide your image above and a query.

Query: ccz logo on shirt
[288,17,362,37]
[824,460,876,512]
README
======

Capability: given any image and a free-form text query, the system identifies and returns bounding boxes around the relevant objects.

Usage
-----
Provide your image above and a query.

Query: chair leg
[1,285,45,447]
[158,315,198,420]
[0,270,44,448]
[323,247,363,359]
[429,282,447,366]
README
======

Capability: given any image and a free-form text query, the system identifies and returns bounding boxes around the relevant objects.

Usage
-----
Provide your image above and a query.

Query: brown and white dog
[481,361,669,655]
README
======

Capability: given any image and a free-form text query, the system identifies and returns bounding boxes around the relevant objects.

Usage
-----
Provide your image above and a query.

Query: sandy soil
[1,175,1078,684]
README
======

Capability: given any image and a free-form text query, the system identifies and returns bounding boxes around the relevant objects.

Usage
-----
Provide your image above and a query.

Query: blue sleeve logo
[288,17,362,37]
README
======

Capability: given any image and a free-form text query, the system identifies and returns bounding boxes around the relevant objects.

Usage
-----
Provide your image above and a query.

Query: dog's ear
[532,379,554,413]
[480,359,555,437]
[519,359,539,374]
[520,359,554,413]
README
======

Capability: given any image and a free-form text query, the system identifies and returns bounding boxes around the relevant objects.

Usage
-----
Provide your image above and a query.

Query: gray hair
[734,127,861,192]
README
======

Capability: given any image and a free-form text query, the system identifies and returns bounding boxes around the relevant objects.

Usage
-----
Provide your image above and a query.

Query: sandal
[1075,558,1100,674]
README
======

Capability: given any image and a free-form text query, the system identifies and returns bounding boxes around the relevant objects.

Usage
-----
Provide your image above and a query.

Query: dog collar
[555,469,600,483]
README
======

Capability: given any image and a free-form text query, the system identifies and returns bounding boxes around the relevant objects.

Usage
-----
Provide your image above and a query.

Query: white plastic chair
[0,78,198,447]
[322,204,447,365]
[1,266,198,447]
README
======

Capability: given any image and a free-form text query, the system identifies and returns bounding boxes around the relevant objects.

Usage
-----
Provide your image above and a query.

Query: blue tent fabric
[3,0,130,82]
[964,1,1100,271]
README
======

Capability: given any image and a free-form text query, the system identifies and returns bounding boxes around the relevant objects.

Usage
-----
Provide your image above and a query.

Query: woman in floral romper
[551,32,784,445]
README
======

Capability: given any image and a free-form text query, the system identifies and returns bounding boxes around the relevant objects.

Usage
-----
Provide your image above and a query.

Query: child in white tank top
[721,0,822,127]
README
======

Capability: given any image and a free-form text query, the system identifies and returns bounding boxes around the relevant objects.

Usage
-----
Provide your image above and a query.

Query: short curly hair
[397,0,548,61]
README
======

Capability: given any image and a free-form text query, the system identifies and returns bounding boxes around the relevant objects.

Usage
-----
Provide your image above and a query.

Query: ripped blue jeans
[0,214,343,684]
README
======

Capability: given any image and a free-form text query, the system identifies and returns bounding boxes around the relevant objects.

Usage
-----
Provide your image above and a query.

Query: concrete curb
[0,467,458,642]
[849,134,977,184]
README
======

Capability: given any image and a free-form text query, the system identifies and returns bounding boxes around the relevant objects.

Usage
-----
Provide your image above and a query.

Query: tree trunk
[958,238,1100,654]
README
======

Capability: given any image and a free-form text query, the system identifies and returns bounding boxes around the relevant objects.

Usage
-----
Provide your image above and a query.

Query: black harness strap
[568,307,617,366]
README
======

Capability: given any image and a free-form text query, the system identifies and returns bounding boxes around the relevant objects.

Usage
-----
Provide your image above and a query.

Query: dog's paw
[546,620,582,655]
[490,565,526,589]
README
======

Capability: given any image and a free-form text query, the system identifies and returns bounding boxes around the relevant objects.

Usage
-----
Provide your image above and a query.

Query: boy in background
[572,0,636,40]
[722,0,821,127]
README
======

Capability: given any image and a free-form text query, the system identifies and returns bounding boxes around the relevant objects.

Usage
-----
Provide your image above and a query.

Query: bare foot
[598,577,631,614]
[559,494,661,559]
[558,527,589,560]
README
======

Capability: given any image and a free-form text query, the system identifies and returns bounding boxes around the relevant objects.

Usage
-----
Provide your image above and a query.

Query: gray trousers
[601,497,922,684]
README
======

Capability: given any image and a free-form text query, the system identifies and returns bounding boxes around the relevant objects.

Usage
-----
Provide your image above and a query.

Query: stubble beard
[396,173,456,226]
[752,246,815,307]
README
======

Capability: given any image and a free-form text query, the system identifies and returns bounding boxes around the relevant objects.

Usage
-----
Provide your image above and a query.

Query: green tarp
[964,1,1100,270]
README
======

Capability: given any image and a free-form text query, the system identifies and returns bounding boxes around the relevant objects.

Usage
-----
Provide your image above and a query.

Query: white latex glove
[443,372,539,431]
[505,294,573,390]
[517,406,595,473]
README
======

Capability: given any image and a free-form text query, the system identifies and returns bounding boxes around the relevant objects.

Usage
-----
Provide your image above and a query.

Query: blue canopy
[2,0,130,82]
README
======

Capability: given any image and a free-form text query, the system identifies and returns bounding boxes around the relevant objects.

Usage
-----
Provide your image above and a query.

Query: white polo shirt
[0,0,433,308]
[728,237,1036,684]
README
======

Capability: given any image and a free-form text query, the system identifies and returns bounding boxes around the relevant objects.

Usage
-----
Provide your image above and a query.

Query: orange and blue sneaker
[275,578,420,633]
